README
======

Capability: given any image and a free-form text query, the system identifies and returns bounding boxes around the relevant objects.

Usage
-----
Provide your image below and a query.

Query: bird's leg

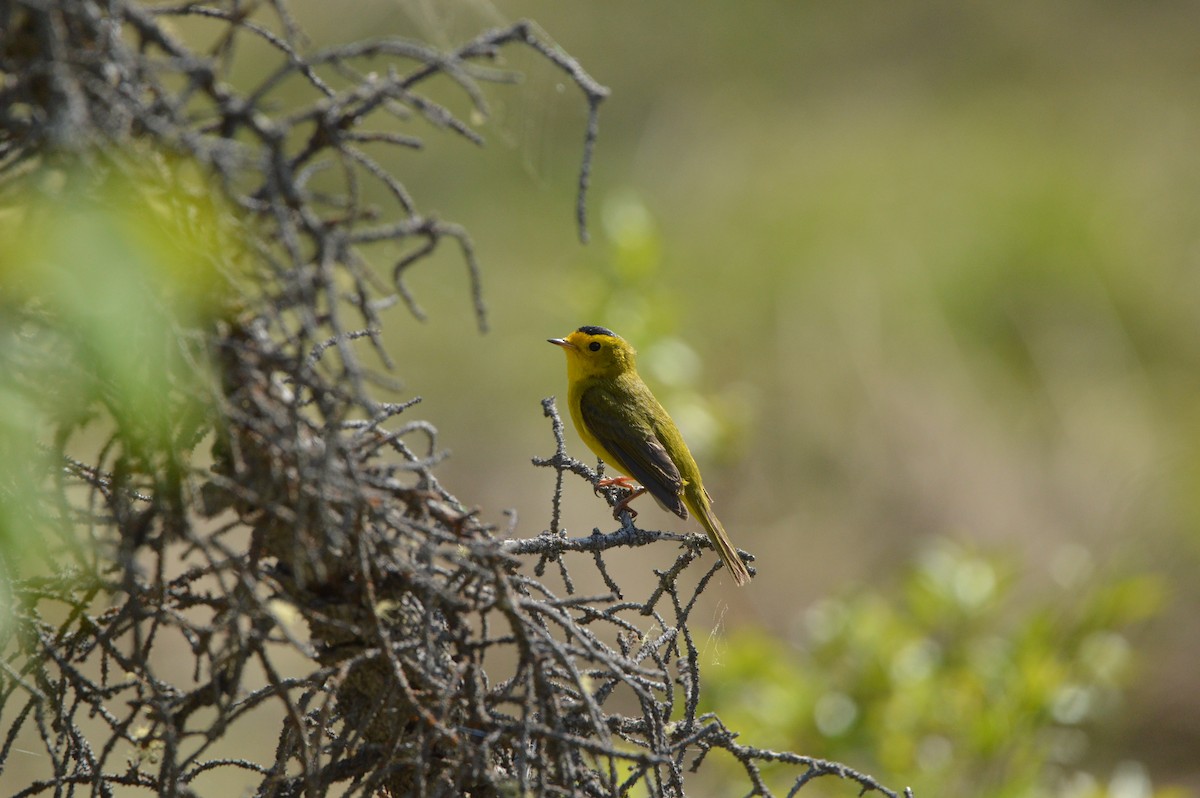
[596,475,638,490]
[593,475,645,519]
[611,486,647,520]
[592,474,638,499]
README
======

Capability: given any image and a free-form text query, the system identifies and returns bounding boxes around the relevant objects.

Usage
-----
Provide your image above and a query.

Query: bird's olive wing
[578,385,688,518]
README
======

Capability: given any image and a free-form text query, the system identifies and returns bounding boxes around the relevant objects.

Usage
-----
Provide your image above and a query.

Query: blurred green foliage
[565,192,744,464]
[702,539,1173,798]
[0,152,237,605]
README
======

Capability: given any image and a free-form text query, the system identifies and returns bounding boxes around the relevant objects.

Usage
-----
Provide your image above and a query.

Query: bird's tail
[687,490,751,587]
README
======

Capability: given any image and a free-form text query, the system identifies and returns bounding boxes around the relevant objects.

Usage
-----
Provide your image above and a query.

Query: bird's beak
[548,337,577,350]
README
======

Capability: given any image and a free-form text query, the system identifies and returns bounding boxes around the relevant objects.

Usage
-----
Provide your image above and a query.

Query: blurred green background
[312,1,1199,795]
[9,1,1198,796]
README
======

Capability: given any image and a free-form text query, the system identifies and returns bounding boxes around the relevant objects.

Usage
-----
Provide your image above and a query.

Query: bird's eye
[588,341,601,352]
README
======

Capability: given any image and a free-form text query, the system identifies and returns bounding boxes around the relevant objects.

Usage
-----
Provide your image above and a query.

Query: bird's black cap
[576,325,618,337]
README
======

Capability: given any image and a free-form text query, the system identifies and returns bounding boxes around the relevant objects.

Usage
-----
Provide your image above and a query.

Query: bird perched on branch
[549,326,752,586]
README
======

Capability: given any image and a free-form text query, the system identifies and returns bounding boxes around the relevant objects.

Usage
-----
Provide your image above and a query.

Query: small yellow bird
[548,326,752,586]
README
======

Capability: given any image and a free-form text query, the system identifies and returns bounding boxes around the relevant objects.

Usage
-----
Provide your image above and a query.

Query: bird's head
[548,325,637,380]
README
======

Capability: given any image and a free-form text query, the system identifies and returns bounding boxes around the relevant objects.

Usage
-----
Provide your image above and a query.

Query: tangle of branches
[0,2,910,796]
